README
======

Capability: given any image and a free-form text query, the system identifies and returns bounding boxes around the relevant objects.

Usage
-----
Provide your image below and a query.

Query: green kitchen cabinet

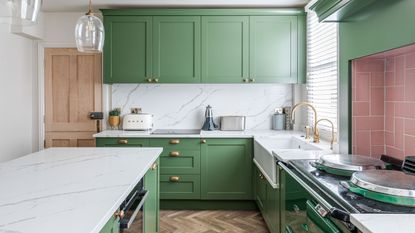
[144,159,160,233]
[201,16,249,83]
[104,16,152,83]
[201,138,253,200]
[99,216,120,233]
[160,174,201,199]
[250,16,299,83]
[153,16,201,83]
[255,166,267,211]
[95,138,150,147]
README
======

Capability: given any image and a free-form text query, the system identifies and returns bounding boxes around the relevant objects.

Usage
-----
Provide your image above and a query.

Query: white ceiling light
[0,0,42,25]
[75,0,104,53]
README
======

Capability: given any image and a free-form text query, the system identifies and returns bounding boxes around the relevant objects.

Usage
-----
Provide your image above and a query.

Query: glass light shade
[0,0,42,25]
[75,14,105,53]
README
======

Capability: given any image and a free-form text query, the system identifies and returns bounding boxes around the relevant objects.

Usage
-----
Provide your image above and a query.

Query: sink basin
[253,136,327,187]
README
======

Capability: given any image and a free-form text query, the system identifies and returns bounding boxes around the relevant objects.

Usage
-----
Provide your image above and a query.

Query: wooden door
[44,48,102,148]
[201,16,249,83]
[153,16,201,83]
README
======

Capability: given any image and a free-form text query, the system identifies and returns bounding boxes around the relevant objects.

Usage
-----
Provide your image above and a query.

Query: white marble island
[0,147,162,233]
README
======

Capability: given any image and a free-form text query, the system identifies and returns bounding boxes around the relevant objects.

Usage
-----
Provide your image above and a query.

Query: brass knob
[250,78,256,83]
[154,78,159,83]
[151,163,158,170]
[201,139,207,144]
[169,151,180,157]
[118,139,128,144]
[146,78,152,83]
[114,210,125,219]
[259,173,264,180]
[169,139,180,144]
[243,78,249,83]
[169,176,180,182]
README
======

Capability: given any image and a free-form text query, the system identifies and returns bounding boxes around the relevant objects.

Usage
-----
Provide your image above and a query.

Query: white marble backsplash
[111,84,293,130]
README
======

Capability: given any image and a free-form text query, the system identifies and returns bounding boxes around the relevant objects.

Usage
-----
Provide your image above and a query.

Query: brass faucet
[315,118,335,150]
[291,102,319,143]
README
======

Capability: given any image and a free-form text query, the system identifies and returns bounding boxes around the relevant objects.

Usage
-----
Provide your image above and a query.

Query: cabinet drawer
[160,150,200,175]
[96,138,150,147]
[150,138,201,150]
[160,175,201,199]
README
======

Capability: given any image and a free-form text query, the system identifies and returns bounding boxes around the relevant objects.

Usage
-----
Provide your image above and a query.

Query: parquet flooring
[160,210,270,233]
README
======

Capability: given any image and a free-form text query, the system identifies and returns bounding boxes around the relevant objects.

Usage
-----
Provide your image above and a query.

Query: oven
[118,180,148,233]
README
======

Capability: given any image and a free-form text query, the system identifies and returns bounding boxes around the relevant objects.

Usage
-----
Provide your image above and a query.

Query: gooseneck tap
[291,102,319,143]
[316,118,335,150]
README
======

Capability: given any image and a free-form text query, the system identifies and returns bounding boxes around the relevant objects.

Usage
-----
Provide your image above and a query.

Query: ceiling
[42,0,310,12]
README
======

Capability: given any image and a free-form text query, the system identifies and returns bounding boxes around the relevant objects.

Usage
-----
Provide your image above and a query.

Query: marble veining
[0,147,162,233]
[111,84,293,130]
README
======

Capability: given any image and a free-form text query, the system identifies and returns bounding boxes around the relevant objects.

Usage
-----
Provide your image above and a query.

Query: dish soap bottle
[202,105,218,131]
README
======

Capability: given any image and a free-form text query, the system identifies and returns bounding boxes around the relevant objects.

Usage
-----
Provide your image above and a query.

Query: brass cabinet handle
[154,78,159,83]
[151,163,158,170]
[250,78,256,83]
[169,151,180,157]
[259,173,264,180]
[114,210,125,219]
[200,139,207,144]
[169,176,180,182]
[118,139,128,144]
[243,78,249,83]
[169,139,180,144]
[146,78,153,83]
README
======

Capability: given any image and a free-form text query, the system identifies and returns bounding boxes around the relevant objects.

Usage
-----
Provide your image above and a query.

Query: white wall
[0,24,36,162]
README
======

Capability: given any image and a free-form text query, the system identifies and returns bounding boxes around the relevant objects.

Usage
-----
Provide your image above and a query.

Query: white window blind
[306,12,338,137]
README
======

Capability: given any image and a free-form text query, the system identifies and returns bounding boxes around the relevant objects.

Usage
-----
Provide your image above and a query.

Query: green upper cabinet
[104,16,152,83]
[201,138,252,200]
[250,16,299,83]
[153,16,201,83]
[201,16,249,83]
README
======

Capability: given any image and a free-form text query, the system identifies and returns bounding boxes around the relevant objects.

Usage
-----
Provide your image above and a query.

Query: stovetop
[290,159,415,214]
[151,129,201,135]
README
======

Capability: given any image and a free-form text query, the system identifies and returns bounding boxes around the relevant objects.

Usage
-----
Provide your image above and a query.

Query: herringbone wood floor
[160,210,270,233]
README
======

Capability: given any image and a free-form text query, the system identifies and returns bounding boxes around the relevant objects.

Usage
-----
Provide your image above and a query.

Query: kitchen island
[0,147,162,233]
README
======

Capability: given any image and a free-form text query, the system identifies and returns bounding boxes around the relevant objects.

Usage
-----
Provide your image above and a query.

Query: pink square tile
[386,146,404,160]
[352,102,370,116]
[395,102,415,118]
[385,71,395,87]
[371,72,384,87]
[356,131,370,156]
[405,69,415,101]
[370,87,384,115]
[405,135,415,157]
[355,59,385,72]
[352,146,357,155]
[386,132,395,146]
[355,117,384,131]
[385,117,394,132]
[404,119,415,136]
[371,146,385,158]
[395,56,405,85]
[385,102,394,118]
[371,131,385,145]
[356,73,370,101]
[371,116,384,130]
[386,57,395,72]
[386,86,405,101]
[406,52,415,69]
[395,118,404,149]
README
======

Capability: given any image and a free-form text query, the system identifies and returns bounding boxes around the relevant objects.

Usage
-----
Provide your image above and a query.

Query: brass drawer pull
[169,151,180,157]
[259,173,264,180]
[114,210,125,219]
[201,139,207,144]
[169,139,180,144]
[118,139,128,144]
[169,176,180,182]
[151,163,158,170]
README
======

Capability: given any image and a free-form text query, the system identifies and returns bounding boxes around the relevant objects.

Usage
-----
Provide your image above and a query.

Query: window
[306,11,338,139]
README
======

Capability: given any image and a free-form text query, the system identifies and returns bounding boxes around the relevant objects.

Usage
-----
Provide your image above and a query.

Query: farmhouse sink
[253,135,330,188]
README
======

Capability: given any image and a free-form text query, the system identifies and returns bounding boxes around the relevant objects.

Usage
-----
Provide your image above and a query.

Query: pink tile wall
[352,50,415,160]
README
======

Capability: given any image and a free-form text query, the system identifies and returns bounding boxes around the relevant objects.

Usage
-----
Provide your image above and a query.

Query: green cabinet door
[153,16,201,83]
[201,139,252,200]
[201,16,249,83]
[104,16,152,83]
[255,166,267,212]
[144,159,160,233]
[99,216,119,233]
[250,16,298,83]
[265,180,280,233]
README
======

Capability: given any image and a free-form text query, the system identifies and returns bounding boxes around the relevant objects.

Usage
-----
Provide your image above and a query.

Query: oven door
[119,189,149,233]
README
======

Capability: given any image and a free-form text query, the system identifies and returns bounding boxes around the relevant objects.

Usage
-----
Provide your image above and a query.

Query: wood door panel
[44,48,102,148]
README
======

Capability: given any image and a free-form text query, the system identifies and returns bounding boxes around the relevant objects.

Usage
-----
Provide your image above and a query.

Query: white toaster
[122,113,153,131]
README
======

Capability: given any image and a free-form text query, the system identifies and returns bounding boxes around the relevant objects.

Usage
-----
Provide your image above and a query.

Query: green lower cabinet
[201,139,253,200]
[255,167,267,211]
[95,138,150,147]
[144,159,160,233]
[99,216,120,233]
[160,174,201,199]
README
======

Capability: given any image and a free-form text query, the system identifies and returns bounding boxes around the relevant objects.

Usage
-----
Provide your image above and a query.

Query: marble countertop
[0,147,162,233]
[351,214,415,233]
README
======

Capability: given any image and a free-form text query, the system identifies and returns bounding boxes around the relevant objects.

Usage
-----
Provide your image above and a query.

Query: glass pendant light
[75,0,104,53]
[0,0,42,25]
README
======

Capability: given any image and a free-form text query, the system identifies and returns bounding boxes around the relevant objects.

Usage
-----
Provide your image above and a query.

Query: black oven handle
[120,190,149,229]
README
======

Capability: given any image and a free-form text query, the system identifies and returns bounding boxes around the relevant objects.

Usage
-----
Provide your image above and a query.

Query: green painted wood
[99,216,119,233]
[101,9,305,16]
[159,150,201,175]
[149,138,201,150]
[144,158,160,233]
[160,200,258,210]
[95,138,150,147]
[153,16,201,83]
[250,16,298,83]
[201,139,253,200]
[265,180,279,233]
[338,0,415,153]
[297,14,306,84]
[201,16,249,83]
[254,166,266,211]
[160,174,201,199]
[309,0,376,22]
[103,16,152,84]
